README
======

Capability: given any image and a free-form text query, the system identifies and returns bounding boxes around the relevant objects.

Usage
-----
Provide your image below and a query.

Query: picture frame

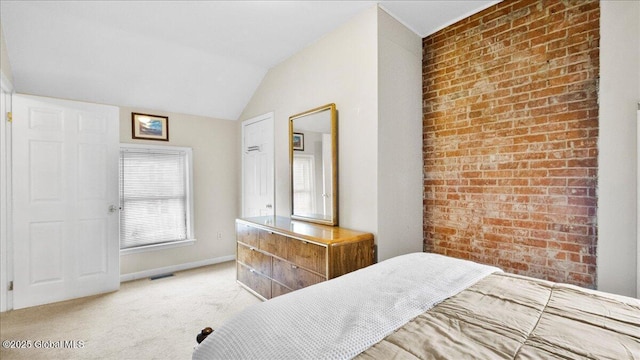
[132,112,169,141]
[293,132,304,151]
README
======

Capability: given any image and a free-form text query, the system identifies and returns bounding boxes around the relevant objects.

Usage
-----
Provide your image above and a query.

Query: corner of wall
[0,20,14,311]
[0,23,14,86]
[597,0,640,298]
[0,76,11,312]
[376,7,423,261]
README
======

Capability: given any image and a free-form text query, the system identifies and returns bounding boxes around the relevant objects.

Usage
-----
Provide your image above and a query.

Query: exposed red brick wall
[422,0,599,288]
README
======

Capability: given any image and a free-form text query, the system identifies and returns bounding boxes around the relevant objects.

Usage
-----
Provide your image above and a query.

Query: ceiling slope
[0,1,497,120]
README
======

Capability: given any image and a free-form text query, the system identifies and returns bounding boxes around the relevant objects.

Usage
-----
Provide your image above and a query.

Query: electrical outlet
[217,232,222,240]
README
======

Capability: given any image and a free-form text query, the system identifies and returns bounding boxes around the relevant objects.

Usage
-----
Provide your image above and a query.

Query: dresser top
[237,216,373,245]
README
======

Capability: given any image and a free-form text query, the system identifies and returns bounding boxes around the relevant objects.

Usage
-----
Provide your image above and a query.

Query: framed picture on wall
[293,132,304,151]
[132,112,169,141]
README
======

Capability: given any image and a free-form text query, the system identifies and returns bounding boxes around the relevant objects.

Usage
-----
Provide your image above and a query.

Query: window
[119,144,194,253]
[292,154,316,215]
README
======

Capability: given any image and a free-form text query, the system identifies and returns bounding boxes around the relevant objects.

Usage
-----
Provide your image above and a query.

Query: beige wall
[598,0,640,297]
[119,107,238,277]
[238,6,379,235]
[0,24,13,85]
[238,6,423,262]
[377,8,423,260]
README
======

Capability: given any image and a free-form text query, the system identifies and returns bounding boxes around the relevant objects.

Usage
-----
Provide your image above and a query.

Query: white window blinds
[119,145,192,250]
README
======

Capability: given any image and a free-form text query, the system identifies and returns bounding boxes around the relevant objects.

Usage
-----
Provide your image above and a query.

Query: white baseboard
[119,255,236,283]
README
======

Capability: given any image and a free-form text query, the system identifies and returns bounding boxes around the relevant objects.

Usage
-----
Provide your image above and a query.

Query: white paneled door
[242,113,274,217]
[11,94,120,309]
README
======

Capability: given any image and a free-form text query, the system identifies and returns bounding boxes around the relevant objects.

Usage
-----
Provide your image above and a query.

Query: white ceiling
[0,1,498,120]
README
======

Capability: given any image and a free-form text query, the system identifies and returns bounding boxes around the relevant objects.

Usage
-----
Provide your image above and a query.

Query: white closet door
[12,94,120,309]
[242,113,274,217]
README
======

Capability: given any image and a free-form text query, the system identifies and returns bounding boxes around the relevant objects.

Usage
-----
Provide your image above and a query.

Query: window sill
[120,239,196,255]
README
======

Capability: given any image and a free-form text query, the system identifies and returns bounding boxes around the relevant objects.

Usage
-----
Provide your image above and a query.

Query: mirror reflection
[290,103,337,226]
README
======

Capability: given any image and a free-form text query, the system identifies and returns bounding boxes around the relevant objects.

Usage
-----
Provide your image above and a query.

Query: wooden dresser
[236,216,375,300]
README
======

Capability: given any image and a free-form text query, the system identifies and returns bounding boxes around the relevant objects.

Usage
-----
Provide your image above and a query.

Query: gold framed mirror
[289,103,337,226]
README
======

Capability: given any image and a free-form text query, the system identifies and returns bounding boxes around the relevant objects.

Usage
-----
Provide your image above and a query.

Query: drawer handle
[291,265,298,269]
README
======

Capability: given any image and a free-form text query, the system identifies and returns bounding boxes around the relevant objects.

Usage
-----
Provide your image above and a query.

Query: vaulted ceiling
[0,1,498,120]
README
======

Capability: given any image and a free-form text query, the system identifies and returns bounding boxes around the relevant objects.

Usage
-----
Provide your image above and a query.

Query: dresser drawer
[271,281,292,298]
[272,257,325,290]
[287,239,327,276]
[237,263,271,300]
[236,217,374,301]
[237,223,259,248]
[258,230,288,259]
[237,243,271,277]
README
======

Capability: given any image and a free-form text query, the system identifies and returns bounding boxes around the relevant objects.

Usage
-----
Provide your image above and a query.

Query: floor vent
[149,273,174,280]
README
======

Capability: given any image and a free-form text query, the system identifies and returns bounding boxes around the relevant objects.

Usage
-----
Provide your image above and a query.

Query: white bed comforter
[192,252,501,360]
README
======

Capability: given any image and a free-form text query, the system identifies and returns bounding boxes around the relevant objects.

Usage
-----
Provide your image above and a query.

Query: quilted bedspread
[192,253,500,360]
[356,272,640,359]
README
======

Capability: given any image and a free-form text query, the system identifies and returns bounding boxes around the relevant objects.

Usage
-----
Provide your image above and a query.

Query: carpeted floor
[0,261,261,360]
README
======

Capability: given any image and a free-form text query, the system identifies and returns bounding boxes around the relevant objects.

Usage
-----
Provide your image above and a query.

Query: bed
[192,252,640,359]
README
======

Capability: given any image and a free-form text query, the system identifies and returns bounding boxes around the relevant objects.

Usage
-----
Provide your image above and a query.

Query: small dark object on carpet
[197,327,214,344]
[149,273,174,280]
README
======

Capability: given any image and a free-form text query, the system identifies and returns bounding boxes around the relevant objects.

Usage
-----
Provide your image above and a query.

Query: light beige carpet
[0,261,261,360]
